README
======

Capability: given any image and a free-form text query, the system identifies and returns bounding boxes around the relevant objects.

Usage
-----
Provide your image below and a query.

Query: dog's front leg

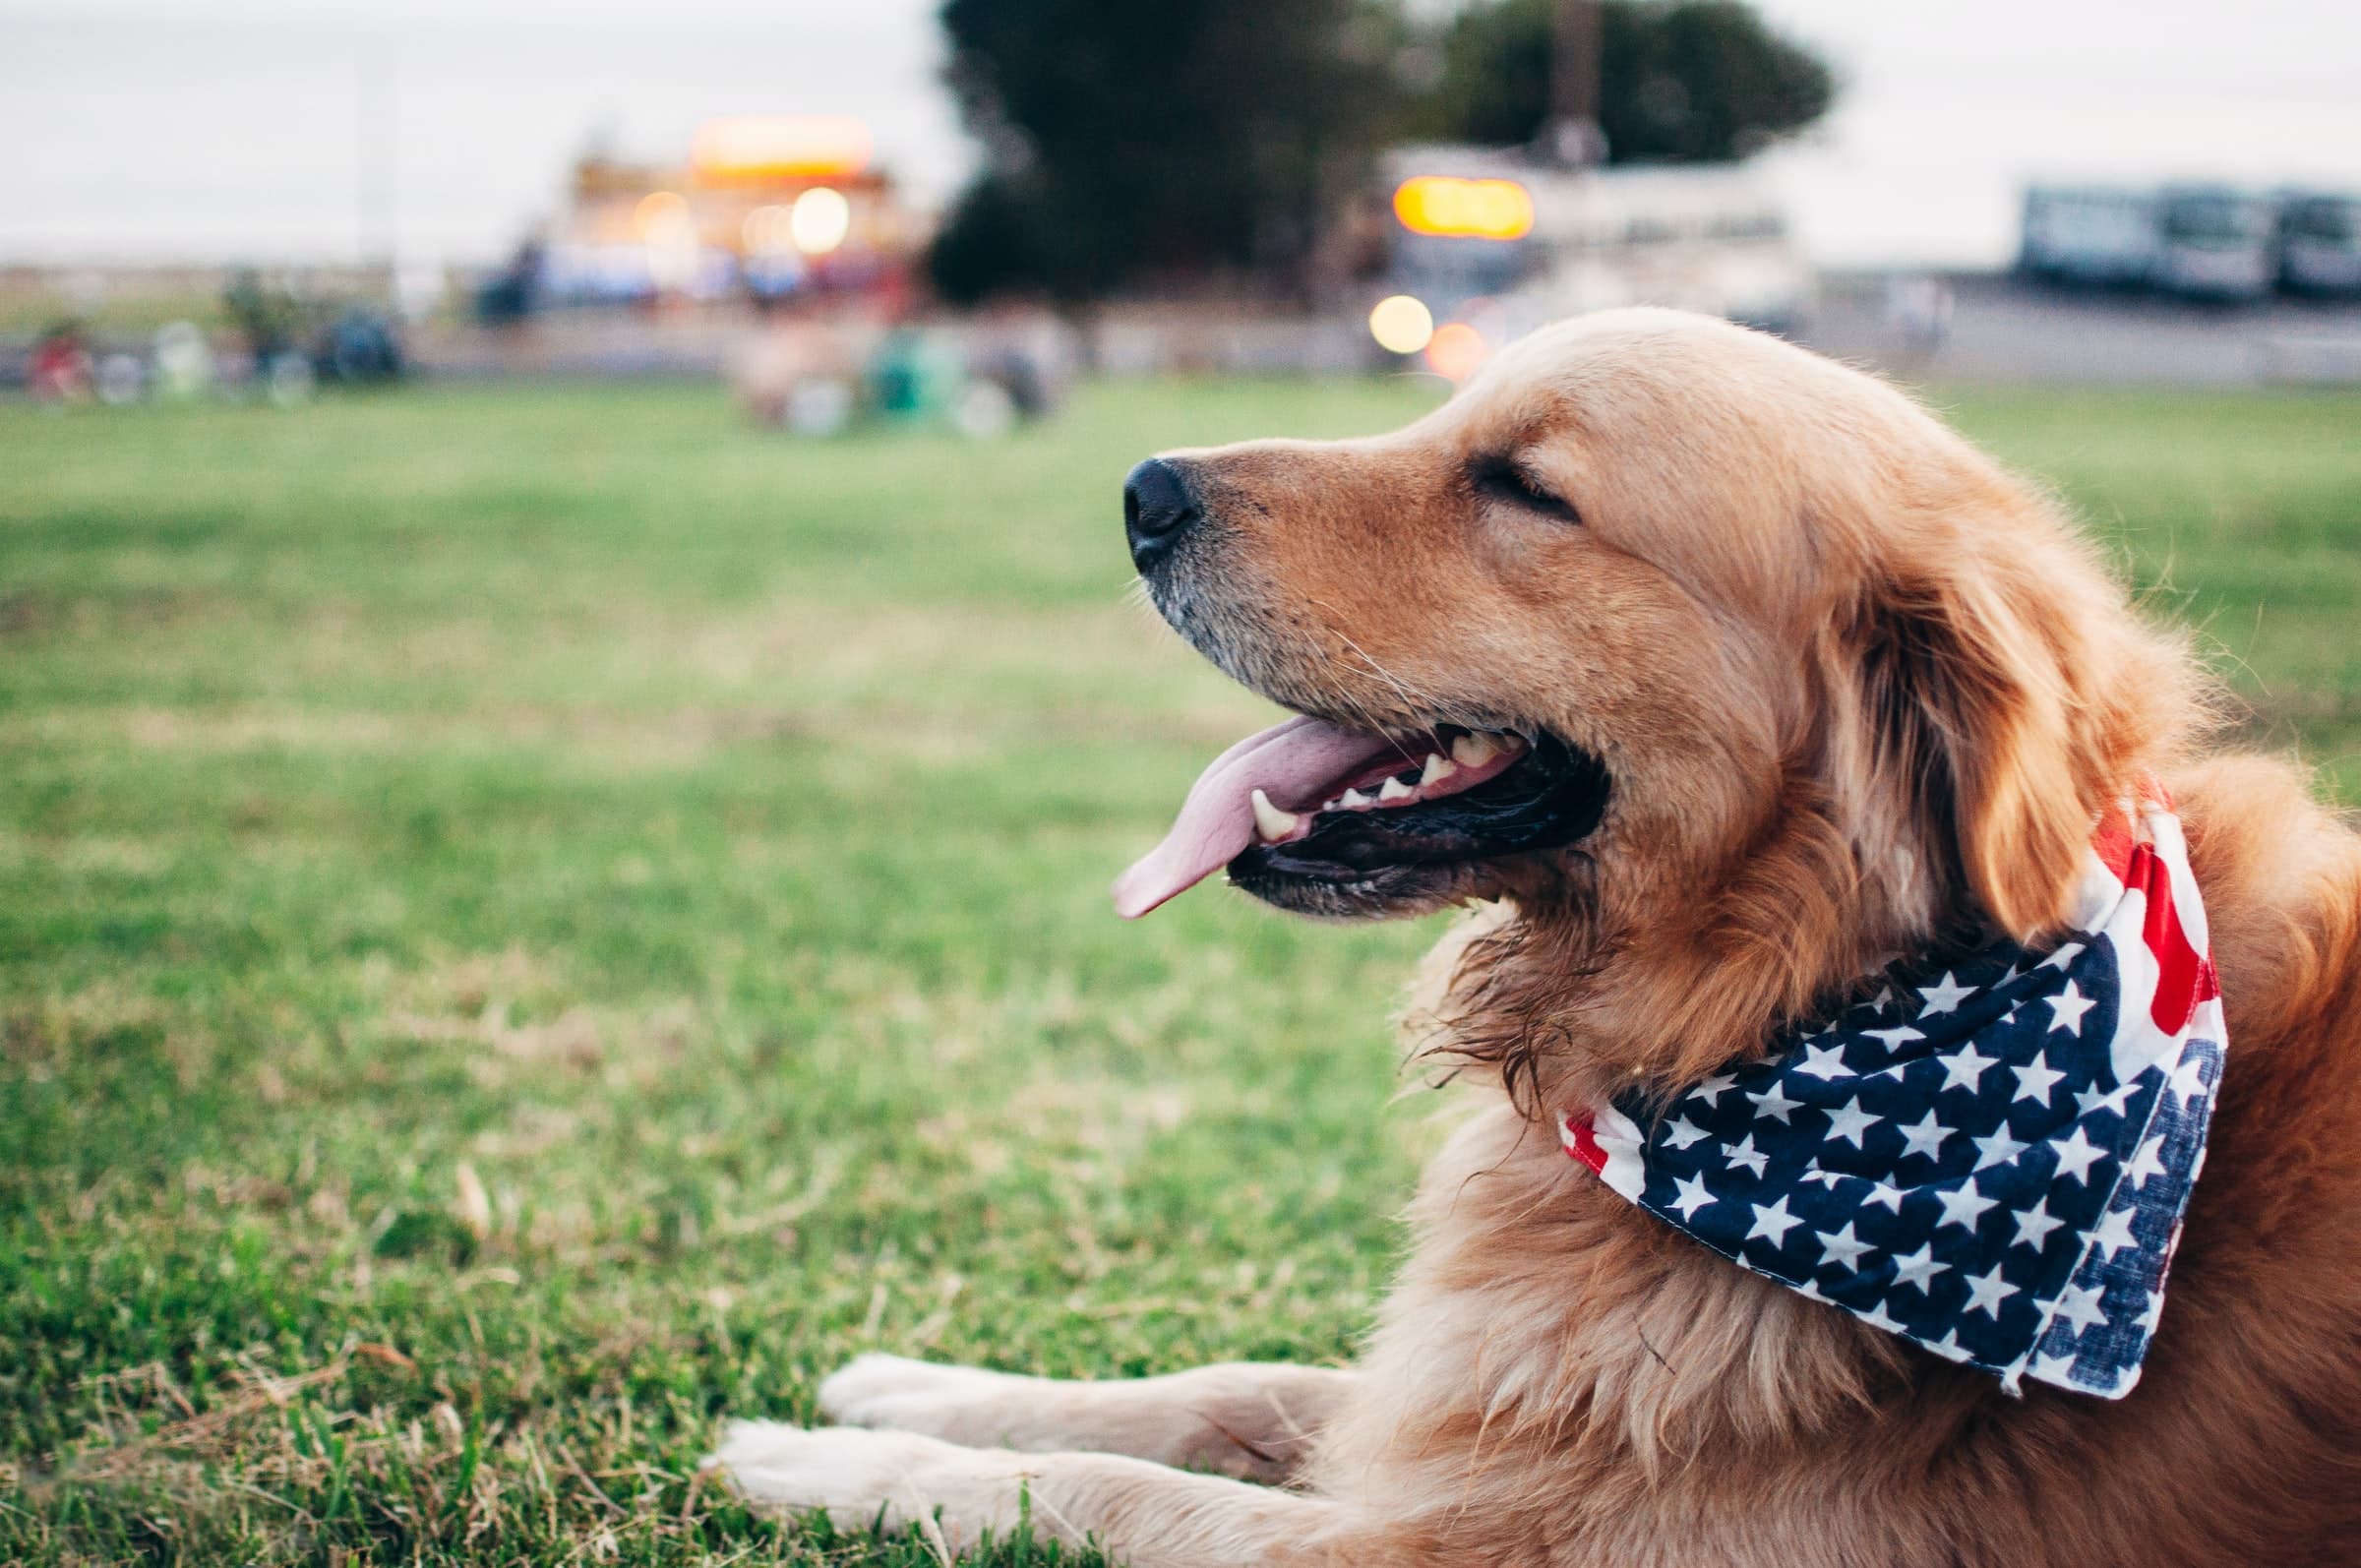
[712,1422,1360,1567]
[817,1354,1360,1483]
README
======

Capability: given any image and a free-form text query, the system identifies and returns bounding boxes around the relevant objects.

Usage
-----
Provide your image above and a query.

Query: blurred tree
[929,0,1408,304]
[1419,0,1834,163]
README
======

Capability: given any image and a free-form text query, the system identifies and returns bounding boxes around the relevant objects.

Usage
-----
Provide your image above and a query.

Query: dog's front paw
[818,1353,1022,1430]
[708,1421,951,1532]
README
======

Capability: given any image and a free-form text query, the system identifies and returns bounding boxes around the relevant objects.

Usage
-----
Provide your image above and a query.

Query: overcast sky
[4,0,2356,269]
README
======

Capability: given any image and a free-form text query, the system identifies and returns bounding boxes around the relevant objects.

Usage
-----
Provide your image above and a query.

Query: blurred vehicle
[2019,185,2158,287]
[2152,184,2277,302]
[2277,189,2361,298]
[1360,146,1813,380]
[2020,183,2279,303]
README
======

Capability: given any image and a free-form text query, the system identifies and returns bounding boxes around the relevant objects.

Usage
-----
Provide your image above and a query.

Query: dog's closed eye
[1471,457,1582,525]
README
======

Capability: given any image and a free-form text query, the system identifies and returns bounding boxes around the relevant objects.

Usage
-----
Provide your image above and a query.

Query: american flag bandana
[1561,789,2224,1398]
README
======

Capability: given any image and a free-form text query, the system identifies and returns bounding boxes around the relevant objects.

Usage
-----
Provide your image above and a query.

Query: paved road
[1804,274,2361,388]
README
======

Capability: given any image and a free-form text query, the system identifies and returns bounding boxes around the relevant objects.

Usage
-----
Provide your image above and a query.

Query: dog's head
[1118,310,2200,1084]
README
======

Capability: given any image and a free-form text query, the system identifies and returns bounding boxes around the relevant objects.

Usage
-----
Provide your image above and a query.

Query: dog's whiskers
[1306,603,1455,760]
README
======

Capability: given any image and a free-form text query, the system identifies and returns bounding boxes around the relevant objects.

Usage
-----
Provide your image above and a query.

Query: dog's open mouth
[1114,716,1611,919]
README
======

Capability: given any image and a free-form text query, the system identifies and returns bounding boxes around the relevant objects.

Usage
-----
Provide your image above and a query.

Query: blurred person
[869,321,963,424]
[26,321,93,403]
[474,234,546,329]
[968,297,1077,422]
[222,267,300,368]
[733,292,865,434]
[315,307,404,386]
[151,322,217,400]
[1884,271,1955,359]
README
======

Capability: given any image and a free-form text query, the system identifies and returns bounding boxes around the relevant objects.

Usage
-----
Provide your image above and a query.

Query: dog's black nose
[1123,457,1199,572]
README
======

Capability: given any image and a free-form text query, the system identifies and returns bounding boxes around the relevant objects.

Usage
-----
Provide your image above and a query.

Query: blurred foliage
[929,0,1409,304]
[1416,0,1836,160]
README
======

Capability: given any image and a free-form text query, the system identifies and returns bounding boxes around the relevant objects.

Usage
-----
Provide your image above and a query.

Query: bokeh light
[631,190,691,240]
[1367,294,1434,355]
[634,191,700,289]
[1423,321,1489,381]
[789,187,852,255]
[1392,176,1536,241]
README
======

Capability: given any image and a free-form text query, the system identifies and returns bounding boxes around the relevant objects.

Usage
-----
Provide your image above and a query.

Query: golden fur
[716,310,2361,1566]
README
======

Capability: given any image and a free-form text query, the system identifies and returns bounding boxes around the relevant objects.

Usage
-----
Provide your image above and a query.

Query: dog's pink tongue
[1112,715,1399,919]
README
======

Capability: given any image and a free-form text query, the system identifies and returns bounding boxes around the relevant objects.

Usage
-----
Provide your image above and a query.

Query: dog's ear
[1851,535,2121,943]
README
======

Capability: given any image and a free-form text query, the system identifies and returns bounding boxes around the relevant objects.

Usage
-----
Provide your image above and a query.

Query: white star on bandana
[1816,1221,1875,1270]
[1823,1097,1883,1147]
[2047,981,2096,1034]
[1918,972,1976,1015]
[2010,1051,2067,1105]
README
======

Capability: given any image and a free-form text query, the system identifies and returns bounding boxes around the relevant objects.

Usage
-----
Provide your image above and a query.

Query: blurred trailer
[2277,190,2361,298]
[2020,186,2158,287]
[2151,185,2277,301]
[2020,183,2279,302]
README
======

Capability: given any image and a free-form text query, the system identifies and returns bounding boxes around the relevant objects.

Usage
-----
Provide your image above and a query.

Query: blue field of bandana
[1605,933,2220,1397]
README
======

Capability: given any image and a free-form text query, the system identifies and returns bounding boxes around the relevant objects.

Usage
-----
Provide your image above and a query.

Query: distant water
[5,3,2357,271]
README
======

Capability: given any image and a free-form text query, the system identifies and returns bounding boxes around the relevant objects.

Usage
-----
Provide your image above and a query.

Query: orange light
[1393,176,1535,241]
[692,115,872,182]
[1424,322,1489,381]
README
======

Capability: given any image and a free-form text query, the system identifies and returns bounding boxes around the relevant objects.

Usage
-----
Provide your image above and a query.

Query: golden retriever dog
[715,309,2361,1565]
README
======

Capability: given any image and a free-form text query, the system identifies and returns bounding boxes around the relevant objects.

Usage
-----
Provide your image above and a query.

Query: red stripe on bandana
[2090,811,2139,883]
[2125,840,2219,1035]
[1562,1113,1609,1175]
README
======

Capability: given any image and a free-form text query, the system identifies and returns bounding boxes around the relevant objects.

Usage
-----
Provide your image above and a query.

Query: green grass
[2,376,2357,1565]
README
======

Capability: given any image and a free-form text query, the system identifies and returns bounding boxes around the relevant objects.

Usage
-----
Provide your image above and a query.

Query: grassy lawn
[2,374,2356,1565]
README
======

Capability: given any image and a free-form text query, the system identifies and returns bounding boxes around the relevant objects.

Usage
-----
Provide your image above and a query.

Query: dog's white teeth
[1250,789,1300,843]
[1378,775,1416,802]
[1339,787,1372,809]
[1420,753,1457,786]
[1451,733,1501,768]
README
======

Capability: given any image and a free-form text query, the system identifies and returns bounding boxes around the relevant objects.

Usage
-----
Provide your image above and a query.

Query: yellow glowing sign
[1367,294,1434,355]
[692,115,873,182]
[1393,176,1535,241]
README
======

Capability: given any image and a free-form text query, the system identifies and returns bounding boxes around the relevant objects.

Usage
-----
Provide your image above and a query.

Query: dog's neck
[1437,782,1950,1115]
